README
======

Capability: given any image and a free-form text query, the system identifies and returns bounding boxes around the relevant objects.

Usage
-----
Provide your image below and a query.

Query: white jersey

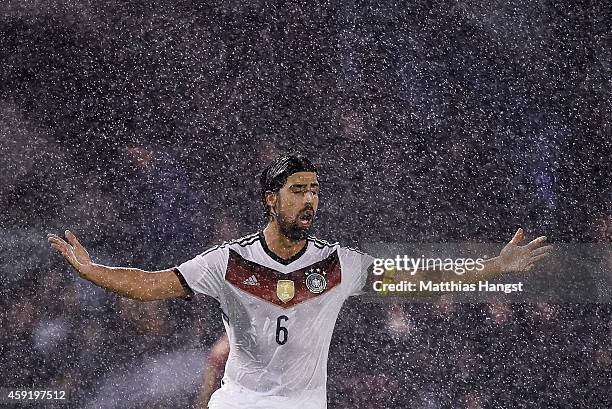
[175,232,373,409]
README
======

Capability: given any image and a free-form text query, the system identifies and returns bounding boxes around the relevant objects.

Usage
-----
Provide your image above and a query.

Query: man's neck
[263,221,306,261]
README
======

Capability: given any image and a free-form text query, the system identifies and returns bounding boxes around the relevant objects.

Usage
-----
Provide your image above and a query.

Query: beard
[276,206,315,241]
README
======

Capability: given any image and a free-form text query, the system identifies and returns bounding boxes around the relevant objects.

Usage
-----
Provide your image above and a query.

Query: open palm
[47,230,93,276]
[498,228,552,273]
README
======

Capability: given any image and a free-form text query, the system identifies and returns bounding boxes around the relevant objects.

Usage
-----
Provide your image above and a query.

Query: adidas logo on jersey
[243,275,260,286]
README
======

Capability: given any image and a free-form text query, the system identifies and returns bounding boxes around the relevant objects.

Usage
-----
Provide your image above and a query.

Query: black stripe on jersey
[235,232,259,245]
[172,268,194,301]
[199,233,259,256]
[200,243,224,256]
[221,308,230,324]
[345,246,365,255]
[308,236,365,254]
[307,236,339,249]
[310,241,333,250]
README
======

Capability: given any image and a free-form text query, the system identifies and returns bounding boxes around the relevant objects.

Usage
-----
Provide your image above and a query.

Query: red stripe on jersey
[225,249,341,308]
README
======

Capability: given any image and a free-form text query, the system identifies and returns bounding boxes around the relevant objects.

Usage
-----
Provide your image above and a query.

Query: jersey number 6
[275,315,288,345]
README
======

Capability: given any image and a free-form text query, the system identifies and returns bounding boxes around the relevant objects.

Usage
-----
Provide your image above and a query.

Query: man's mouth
[298,211,314,228]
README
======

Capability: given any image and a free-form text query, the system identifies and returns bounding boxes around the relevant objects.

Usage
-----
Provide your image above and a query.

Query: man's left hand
[496,228,553,273]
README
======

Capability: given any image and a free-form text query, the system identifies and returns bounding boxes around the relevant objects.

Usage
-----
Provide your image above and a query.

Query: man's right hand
[47,229,189,301]
[47,230,94,277]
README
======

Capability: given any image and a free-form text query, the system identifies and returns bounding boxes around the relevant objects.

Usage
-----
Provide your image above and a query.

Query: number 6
[275,315,288,345]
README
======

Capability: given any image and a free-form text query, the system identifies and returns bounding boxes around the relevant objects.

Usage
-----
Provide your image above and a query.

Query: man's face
[269,172,320,241]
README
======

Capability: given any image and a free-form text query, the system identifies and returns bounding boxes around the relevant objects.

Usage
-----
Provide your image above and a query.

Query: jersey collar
[258,231,309,265]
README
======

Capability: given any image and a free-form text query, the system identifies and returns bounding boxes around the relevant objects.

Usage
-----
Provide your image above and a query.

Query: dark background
[0,1,610,408]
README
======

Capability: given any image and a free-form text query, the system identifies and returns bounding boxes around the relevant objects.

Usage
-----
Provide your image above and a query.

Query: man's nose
[304,191,315,203]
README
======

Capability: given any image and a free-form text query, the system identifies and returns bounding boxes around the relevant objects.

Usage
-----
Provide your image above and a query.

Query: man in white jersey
[48,154,551,408]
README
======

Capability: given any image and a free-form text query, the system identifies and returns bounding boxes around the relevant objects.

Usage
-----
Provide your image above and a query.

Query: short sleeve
[338,247,375,297]
[174,245,229,299]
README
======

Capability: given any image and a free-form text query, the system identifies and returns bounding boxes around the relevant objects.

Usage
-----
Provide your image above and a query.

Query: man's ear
[265,191,277,215]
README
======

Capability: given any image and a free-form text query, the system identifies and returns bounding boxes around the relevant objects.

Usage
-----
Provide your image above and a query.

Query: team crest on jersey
[277,280,295,303]
[305,268,327,294]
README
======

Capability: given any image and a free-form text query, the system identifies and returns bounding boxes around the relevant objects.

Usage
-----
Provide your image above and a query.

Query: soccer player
[48,154,551,408]
[195,334,230,408]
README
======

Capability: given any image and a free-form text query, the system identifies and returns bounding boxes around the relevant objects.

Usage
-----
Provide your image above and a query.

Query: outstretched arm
[48,230,188,301]
[385,228,552,294]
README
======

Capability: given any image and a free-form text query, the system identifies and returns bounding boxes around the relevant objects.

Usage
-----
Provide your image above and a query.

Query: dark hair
[260,154,317,216]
